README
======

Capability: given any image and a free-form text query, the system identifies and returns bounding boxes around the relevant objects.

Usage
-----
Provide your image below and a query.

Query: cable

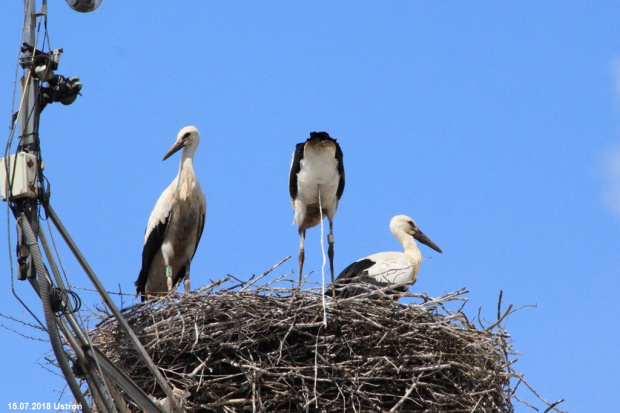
[4,10,49,332]
[18,214,91,412]
[48,286,82,317]
[8,218,47,331]
[6,1,27,137]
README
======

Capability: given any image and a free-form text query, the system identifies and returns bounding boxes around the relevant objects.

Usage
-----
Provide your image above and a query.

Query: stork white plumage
[328,215,442,298]
[135,126,207,301]
[289,132,345,287]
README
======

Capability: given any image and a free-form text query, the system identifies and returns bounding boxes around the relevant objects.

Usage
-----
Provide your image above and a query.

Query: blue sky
[1,2,619,411]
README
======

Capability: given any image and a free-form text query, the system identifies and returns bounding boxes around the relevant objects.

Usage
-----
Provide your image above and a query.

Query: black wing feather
[193,210,206,260]
[135,216,169,301]
[334,141,345,200]
[357,275,408,297]
[326,258,375,298]
[288,142,305,200]
[327,258,407,298]
[172,210,206,288]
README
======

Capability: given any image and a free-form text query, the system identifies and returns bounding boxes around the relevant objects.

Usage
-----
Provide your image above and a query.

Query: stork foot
[184,277,191,293]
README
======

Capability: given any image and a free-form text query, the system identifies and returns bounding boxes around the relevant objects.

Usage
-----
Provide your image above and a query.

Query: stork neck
[177,150,195,177]
[173,150,197,197]
[395,230,422,263]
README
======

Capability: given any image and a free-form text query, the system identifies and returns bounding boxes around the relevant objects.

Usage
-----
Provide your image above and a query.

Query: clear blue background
[1,2,619,411]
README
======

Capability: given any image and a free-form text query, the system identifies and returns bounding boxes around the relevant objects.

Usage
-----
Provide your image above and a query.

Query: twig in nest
[240,255,291,292]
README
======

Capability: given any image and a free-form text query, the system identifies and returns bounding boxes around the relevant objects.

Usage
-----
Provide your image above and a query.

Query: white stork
[289,131,345,286]
[328,215,442,298]
[135,126,207,301]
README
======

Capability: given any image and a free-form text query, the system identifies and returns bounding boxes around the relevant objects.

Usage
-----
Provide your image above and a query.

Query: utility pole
[16,0,41,280]
[19,0,39,155]
[3,1,184,411]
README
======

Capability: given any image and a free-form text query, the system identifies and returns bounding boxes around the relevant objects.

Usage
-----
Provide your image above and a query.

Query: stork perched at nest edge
[327,215,441,298]
[289,131,345,287]
[135,126,206,301]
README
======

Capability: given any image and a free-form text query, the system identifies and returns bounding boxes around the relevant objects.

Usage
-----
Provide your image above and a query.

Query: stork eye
[183,132,191,140]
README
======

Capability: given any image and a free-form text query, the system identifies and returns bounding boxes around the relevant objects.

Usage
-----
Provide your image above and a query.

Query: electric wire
[48,286,81,317]
[28,16,112,405]
[5,9,91,402]
[18,214,91,411]
[5,9,46,332]
[8,218,47,331]
[44,213,116,402]
[30,17,120,405]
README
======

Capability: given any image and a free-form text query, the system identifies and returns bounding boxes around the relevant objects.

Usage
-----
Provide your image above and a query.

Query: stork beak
[413,230,443,253]
[162,139,185,161]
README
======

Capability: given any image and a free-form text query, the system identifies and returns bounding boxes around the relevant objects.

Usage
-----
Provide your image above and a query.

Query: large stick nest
[90,277,527,412]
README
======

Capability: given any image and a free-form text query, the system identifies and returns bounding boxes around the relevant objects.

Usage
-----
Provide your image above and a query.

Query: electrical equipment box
[0,153,38,201]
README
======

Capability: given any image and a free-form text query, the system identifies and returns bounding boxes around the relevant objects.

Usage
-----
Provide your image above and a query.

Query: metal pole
[38,227,164,412]
[36,228,121,413]
[20,0,39,155]
[18,214,92,411]
[46,204,182,413]
[16,0,41,279]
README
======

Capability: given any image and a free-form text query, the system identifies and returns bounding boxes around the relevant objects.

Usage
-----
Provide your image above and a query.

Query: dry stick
[543,399,566,413]
[202,277,231,292]
[389,377,419,412]
[251,369,257,413]
[511,394,538,410]
[518,374,567,413]
[497,289,503,321]
[240,256,291,292]
[486,302,538,333]
[257,270,295,290]
[486,304,514,331]
[277,309,299,364]
[469,394,484,413]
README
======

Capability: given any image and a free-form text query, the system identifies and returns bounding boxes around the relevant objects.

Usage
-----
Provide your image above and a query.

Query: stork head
[163,126,201,161]
[390,215,443,253]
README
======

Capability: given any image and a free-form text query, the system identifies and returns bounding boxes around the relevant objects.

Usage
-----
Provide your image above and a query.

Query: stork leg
[328,219,335,298]
[165,265,173,292]
[298,229,306,288]
[184,259,191,293]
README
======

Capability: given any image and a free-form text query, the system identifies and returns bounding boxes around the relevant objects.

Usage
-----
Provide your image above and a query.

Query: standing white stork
[135,126,207,301]
[289,131,345,287]
[327,215,442,298]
